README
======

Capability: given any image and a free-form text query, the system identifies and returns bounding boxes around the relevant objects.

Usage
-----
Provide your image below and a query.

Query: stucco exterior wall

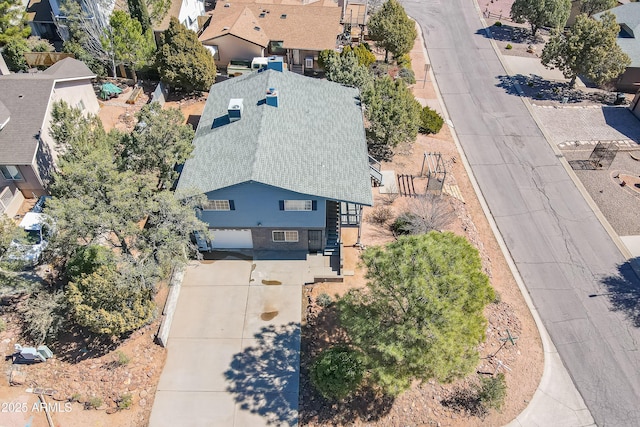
[199,182,327,229]
[0,164,45,198]
[0,183,25,217]
[204,35,264,70]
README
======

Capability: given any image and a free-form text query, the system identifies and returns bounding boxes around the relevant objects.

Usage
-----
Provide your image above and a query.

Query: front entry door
[293,49,300,65]
[308,230,322,252]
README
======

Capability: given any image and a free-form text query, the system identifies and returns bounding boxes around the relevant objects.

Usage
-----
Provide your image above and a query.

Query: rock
[139,390,148,399]
[139,398,146,407]
[10,370,27,385]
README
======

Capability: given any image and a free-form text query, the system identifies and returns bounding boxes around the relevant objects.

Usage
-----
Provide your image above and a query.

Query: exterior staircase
[369,154,382,186]
[324,200,340,256]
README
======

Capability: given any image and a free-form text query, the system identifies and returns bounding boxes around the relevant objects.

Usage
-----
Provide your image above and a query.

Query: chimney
[228,98,243,122]
[266,88,278,108]
[266,56,284,72]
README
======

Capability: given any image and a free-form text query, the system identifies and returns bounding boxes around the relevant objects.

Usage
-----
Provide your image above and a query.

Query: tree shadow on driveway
[225,322,300,426]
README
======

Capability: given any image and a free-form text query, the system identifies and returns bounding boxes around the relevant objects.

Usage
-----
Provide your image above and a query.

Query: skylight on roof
[280,14,287,19]
[259,12,265,18]
[254,26,261,31]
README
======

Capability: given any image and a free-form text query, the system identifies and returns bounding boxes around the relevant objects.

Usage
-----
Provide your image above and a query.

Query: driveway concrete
[534,105,640,147]
[149,256,303,427]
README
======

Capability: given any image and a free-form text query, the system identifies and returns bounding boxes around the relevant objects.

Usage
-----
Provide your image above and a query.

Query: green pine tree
[337,232,495,396]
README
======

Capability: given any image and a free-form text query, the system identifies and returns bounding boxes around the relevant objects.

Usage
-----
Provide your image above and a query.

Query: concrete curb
[482,13,640,280]
[155,265,186,347]
[410,13,595,427]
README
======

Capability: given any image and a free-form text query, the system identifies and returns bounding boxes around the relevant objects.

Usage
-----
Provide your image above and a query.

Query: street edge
[408,13,595,427]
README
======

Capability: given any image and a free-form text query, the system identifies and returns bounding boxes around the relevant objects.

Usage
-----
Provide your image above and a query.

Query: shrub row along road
[400,0,640,425]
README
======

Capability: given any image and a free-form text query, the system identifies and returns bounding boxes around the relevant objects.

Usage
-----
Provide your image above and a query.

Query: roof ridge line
[249,70,274,180]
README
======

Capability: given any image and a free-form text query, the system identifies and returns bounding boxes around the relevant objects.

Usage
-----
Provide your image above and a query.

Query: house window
[284,200,312,211]
[269,41,286,55]
[0,165,23,181]
[272,230,299,242]
[202,200,235,210]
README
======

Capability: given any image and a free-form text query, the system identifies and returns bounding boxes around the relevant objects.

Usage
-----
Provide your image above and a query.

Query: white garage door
[210,229,253,249]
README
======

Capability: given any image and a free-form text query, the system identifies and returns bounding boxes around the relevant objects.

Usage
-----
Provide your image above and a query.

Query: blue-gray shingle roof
[594,3,640,67]
[176,70,373,206]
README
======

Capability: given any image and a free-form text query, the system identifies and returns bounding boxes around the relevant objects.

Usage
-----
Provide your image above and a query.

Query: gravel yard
[563,148,640,235]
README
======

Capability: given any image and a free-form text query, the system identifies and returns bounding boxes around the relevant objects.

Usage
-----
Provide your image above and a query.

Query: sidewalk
[408,14,596,427]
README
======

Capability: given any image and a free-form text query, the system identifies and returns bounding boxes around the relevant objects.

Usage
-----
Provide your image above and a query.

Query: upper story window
[202,200,235,210]
[0,165,23,181]
[283,200,312,211]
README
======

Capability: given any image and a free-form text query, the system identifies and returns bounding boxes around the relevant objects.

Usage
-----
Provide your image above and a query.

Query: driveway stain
[260,311,279,321]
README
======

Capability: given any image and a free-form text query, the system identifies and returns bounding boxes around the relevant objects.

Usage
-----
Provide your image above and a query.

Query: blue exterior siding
[199,181,328,228]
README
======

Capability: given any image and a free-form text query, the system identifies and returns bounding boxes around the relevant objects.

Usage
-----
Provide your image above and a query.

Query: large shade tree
[337,232,495,396]
[579,0,617,17]
[108,10,155,81]
[363,76,421,160]
[156,17,216,92]
[510,0,571,37]
[117,102,194,187]
[541,12,631,87]
[367,0,416,62]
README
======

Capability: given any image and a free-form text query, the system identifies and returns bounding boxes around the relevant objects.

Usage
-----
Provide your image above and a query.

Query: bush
[419,106,444,135]
[316,293,333,308]
[86,396,102,409]
[477,373,507,411]
[342,44,376,67]
[117,393,133,410]
[494,21,502,27]
[0,318,5,333]
[396,53,412,69]
[398,67,416,85]
[310,346,365,400]
[390,213,415,236]
[66,245,116,281]
[366,206,394,226]
[116,351,131,366]
[505,44,513,50]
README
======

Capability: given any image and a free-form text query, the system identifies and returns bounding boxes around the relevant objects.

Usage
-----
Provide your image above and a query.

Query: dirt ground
[299,32,543,427]
[0,85,209,427]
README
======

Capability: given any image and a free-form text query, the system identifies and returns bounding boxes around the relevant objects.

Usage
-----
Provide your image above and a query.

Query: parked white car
[5,212,50,266]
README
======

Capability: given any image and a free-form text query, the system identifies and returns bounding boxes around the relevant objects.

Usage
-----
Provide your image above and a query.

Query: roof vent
[266,88,278,108]
[228,98,244,122]
[224,2,230,7]
[223,26,229,30]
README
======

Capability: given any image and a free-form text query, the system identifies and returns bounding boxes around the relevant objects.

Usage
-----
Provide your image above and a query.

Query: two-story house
[0,58,99,218]
[199,0,342,74]
[176,64,373,252]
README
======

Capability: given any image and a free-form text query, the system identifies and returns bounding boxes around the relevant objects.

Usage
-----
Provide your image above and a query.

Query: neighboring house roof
[200,1,342,51]
[0,58,96,165]
[176,69,373,206]
[594,3,640,67]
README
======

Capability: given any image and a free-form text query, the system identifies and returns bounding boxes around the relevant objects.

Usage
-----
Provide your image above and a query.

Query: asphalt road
[400,0,640,425]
